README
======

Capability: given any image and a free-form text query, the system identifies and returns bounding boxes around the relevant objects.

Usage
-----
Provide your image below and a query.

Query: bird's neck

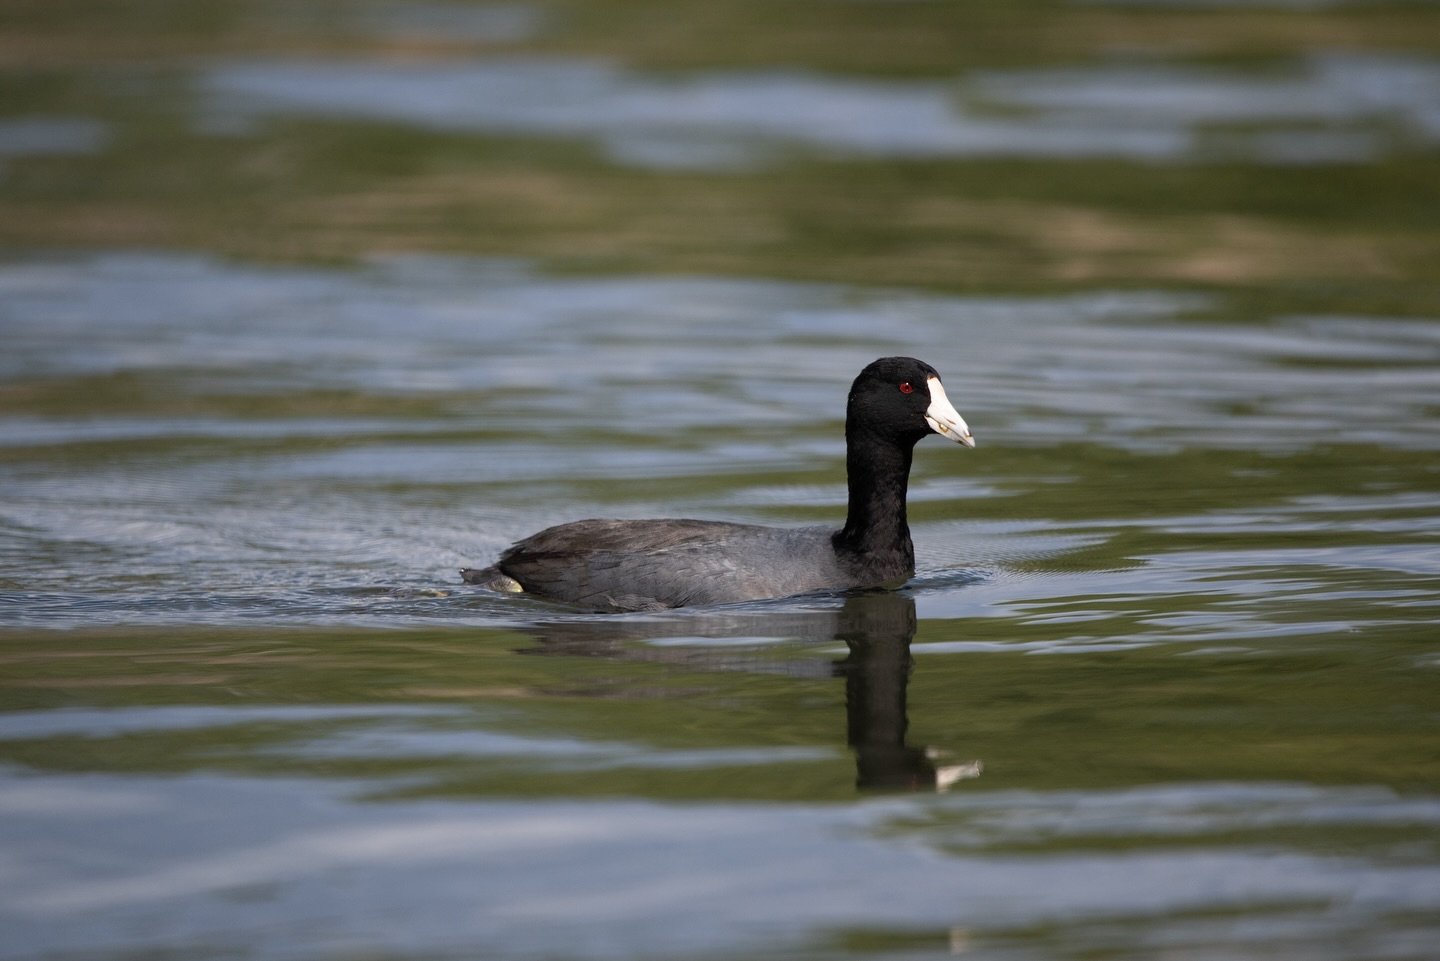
[835,428,915,563]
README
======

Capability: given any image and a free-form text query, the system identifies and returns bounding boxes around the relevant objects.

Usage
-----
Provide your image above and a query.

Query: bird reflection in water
[833,591,981,791]
[512,590,981,793]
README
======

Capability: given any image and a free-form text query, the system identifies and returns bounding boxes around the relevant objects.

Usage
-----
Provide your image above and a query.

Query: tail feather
[459,566,524,592]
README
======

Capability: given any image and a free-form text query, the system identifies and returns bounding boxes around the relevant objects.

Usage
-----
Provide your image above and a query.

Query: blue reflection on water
[199,53,1440,169]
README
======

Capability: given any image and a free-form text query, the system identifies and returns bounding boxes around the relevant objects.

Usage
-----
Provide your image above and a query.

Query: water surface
[3,0,1439,957]
[1,251,1437,960]
[202,52,1440,169]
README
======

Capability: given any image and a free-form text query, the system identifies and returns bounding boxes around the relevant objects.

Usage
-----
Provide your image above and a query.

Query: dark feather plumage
[461,357,972,612]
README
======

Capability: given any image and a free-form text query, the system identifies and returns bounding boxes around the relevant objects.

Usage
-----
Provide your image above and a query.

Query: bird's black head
[846,356,975,449]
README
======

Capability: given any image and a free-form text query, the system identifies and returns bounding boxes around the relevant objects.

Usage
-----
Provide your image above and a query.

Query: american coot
[461,356,974,612]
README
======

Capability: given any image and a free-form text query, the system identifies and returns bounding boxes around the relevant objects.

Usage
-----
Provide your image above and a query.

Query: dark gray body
[463,517,913,613]
[460,356,973,613]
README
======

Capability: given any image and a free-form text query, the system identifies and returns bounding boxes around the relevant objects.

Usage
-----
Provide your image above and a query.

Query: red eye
[899,381,914,394]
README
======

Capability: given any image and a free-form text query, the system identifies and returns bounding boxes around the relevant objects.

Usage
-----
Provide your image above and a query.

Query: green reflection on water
[2,2,1440,303]
[2,617,1435,800]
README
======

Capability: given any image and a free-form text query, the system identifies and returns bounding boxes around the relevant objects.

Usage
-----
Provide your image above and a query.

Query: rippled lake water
[2,250,1437,960]
[3,1,1440,958]
[202,52,1440,168]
